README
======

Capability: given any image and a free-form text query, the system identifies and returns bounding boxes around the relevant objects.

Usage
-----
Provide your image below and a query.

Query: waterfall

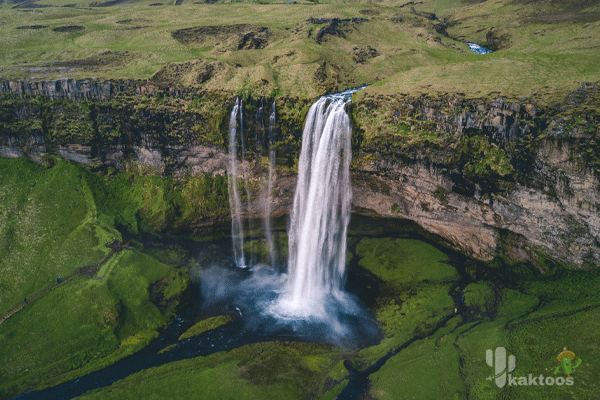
[264,98,277,268]
[280,94,352,318]
[228,98,246,268]
[218,88,376,343]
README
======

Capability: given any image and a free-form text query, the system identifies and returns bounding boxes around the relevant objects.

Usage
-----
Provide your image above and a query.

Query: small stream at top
[466,42,493,54]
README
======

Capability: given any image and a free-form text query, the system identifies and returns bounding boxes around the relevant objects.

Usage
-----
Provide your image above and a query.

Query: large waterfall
[218,89,373,342]
[280,95,352,318]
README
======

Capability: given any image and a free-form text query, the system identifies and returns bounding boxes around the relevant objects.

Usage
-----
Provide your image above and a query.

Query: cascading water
[228,98,246,268]
[264,98,277,268]
[239,99,257,266]
[218,88,376,344]
[282,96,351,317]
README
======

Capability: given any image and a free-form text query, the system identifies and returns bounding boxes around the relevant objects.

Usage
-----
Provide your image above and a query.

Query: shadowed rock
[311,18,368,44]
[52,25,86,32]
[172,24,270,50]
[16,25,48,29]
[352,45,379,64]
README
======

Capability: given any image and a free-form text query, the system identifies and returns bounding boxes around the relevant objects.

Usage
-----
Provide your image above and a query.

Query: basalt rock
[1,79,599,268]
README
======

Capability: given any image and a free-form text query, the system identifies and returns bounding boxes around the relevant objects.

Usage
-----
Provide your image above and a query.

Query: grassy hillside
[0,0,598,102]
[0,157,191,398]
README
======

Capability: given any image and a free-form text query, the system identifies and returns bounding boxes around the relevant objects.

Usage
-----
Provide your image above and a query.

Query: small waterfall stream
[264,98,277,268]
[227,98,246,268]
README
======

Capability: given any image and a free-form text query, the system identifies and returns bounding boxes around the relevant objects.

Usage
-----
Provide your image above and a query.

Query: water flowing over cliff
[280,95,352,318]
[228,98,246,268]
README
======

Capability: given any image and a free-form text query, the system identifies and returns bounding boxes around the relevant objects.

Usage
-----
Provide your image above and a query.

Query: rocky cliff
[1,79,599,268]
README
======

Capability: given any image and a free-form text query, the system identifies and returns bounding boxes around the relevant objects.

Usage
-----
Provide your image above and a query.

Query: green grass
[0,0,596,103]
[364,266,600,399]
[354,237,459,362]
[178,315,233,341]
[0,157,115,315]
[369,316,466,400]
[0,157,189,399]
[355,237,458,284]
[74,341,342,400]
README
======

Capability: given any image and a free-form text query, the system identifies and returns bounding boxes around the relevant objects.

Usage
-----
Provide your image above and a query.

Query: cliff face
[1,79,599,268]
[352,83,600,267]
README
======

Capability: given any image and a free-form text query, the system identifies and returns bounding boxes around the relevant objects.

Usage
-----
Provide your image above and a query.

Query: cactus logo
[486,347,516,388]
[485,347,576,388]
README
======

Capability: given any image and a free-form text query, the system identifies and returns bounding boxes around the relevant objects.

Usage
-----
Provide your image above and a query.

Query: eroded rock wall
[1,79,599,268]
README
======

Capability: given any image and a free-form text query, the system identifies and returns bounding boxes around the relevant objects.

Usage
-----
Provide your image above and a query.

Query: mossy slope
[0,157,189,399]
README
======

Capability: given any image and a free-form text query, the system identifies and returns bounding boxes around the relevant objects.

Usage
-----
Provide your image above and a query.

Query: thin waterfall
[281,94,352,317]
[228,98,246,268]
[264,98,277,267]
[239,99,255,266]
[255,98,265,153]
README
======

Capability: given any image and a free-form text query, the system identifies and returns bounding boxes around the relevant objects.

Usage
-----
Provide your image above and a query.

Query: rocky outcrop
[0,79,194,100]
[171,24,270,50]
[351,83,600,267]
[1,79,599,268]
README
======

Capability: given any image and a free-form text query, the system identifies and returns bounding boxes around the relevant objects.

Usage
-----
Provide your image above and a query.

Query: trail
[0,240,129,326]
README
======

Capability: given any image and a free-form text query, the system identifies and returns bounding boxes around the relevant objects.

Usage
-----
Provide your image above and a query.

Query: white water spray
[276,94,353,319]
[215,89,378,343]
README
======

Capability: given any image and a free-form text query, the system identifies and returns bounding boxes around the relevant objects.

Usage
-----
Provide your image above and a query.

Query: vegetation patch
[51,25,85,32]
[178,315,233,341]
[172,24,270,50]
[75,342,341,400]
[0,157,188,398]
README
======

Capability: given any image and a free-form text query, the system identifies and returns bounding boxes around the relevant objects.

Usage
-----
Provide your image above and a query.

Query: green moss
[453,133,514,191]
[355,237,460,362]
[0,157,113,315]
[85,169,229,236]
[369,317,466,400]
[373,284,455,342]
[318,381,348,400]
[0,157,189,399]
[462,282,496,316]
[76,341,341,400]
[495,289,539,319]
[178,315,233,341]
[327,360,348,381]
[355,237,458,284]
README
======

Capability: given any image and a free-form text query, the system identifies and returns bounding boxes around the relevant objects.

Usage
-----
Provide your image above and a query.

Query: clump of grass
[178,315,233,340]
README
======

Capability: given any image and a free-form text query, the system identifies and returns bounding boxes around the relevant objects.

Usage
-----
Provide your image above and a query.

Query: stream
[12,215,473,400]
